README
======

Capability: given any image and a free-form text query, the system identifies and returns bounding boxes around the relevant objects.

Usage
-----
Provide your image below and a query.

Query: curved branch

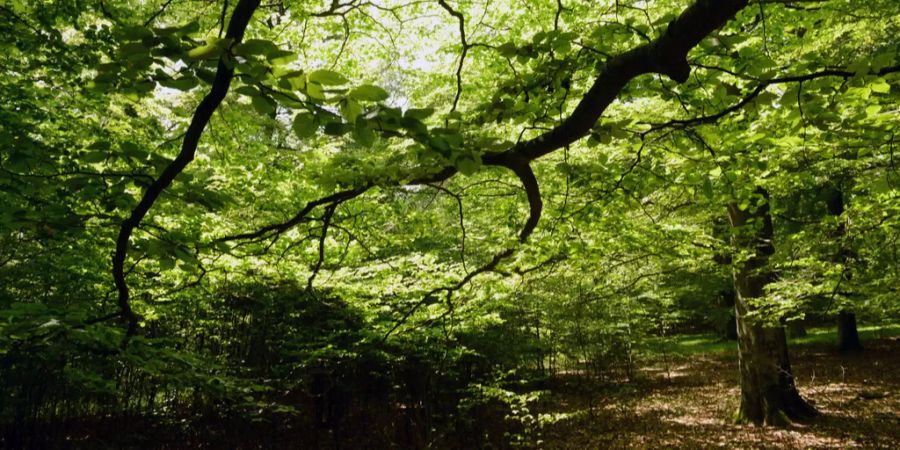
[438,0,469,113]
[307,203,336,291]
[217,184,371,242]
[382,246,515,341]
[222,0,750,256]
[485,0,750,163]
[426,183,469,272]
[112,0,261,341]
[505,160,542,243]
[648,65,900,132]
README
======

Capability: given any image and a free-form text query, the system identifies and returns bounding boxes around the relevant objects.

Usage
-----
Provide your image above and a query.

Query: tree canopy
[1,0,899,446]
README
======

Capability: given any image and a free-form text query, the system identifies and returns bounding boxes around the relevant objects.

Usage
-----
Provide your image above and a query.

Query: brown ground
[541,337,900,449]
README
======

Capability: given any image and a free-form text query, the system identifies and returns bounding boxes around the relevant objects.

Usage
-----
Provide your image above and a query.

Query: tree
[2,0,899,442]
[825,184,864,351]
[728,188,817,424]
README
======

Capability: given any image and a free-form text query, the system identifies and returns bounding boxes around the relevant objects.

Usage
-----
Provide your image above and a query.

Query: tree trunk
[721,289,738,340]
[836,310,863,351]
[825,186,863,352]
[787,321,807,338]
[725,314,739,340]
[728,188,817,425]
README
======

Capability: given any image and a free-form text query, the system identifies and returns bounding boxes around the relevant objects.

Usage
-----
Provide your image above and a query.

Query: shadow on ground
[540,337,899,449]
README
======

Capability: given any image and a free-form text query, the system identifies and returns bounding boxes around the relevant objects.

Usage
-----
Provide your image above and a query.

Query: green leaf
[82,151,107,163]
[702,177,714,200]
[155,20,199,36]
[292,113,317,139]
[870,79,891,94]
[306,82,326,100]
[324,122,351,136]
[267,50,297,65]
[118,25,153,41]
[400,117,427,135]
[354,118,376,147]
[497,42,517,58]
[308,69,349,86]
[186,38,233,60]
[233,39,278,57]
[405,108,435,120]
[121,141,142,158]
[187,44,223,60]
[159,76,199,91]
[456,157,480,176]
[349,84,389,102]
[340,99,363,123]
[234,85,260,97]
[119,42,149,56]
[251,95,277,115]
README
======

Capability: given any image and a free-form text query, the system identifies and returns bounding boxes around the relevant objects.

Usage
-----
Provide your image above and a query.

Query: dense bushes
[1,281,566,448]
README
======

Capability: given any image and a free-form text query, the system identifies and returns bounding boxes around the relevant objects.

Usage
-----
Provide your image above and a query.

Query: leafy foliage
[1,0,899,446]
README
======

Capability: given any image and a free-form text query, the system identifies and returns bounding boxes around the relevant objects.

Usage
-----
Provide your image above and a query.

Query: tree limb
[111,0,261,342]
[648,65,900,133]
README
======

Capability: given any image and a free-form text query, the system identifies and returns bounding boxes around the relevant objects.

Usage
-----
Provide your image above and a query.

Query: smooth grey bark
[728,188,817,425]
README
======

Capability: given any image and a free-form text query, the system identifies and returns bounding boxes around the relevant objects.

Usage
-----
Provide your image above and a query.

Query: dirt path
[541,338,900,449]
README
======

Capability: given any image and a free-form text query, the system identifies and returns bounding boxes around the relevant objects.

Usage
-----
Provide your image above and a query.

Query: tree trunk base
[734,390,818,426]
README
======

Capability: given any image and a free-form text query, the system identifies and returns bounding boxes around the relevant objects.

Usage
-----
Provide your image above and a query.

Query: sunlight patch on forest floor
[539,337,899,449]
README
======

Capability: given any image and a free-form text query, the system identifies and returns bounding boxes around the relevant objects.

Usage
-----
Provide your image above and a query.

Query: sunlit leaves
[159,76,199,91]
[308,69,348,86]
[233,39,278,57]
[186,37,233,61]
[869,78,891,94]
[340,98,363,122]
[349,84,389,102]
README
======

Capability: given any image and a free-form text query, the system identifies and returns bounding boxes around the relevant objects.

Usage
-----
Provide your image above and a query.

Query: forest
[1,0,899,448]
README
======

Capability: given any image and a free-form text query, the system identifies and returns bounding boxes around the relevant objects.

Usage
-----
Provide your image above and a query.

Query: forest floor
[540,327,900,449]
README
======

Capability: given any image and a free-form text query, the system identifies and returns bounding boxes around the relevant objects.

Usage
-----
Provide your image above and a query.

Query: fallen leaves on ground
[539,337,899,449]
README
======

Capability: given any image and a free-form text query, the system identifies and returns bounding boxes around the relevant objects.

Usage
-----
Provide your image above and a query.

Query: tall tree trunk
[836,311,863,351]
[722,289,738,340]
[725,313,739,340]
[825,185,863,351]
[728,188,817,425]
[787,321,807,338]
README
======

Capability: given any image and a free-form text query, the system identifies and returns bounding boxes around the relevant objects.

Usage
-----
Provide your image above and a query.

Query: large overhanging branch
[111,0,262,342]
[230,0,750,246]
[488,0,750,163]
[195,0,751,339]
[293,0,750,340]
